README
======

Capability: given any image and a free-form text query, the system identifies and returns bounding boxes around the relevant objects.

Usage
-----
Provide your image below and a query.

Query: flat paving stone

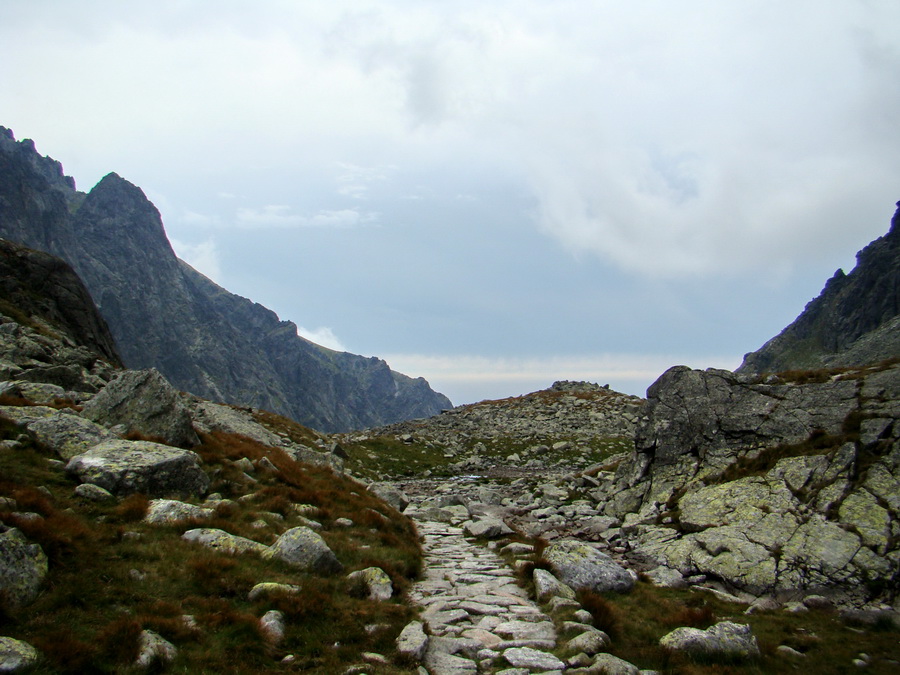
[410,504,563,673]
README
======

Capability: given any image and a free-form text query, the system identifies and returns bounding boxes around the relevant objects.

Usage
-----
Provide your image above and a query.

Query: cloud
[333,161,396,199]
[234,205,379,229]
[296,325,347,352]
[169,238,222,283]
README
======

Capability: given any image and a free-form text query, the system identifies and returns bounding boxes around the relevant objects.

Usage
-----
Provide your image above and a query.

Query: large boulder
[265,526,343,574]
[81,369,199,447]
[19,409,113,460]
[543,540,635,594]
[0,527,48,610]
[66,439,209,498]
[660,621,760,659]
[367,482,409,512]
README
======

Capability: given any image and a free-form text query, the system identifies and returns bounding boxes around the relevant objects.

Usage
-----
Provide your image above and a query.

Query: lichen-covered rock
[0,636,40,673]
[660,621,760,659]
[544,539,635,593]
[265,526,343,573]
[0,527,48,610]
[73,483,116,503]
[248,582,300,602]
[181,528,268,556]
[66,439,209,498]
[565,628,610,655]
[347,566,393,600]
[25,410,113,460]
[144,499,214,525]
[81,369,199,447]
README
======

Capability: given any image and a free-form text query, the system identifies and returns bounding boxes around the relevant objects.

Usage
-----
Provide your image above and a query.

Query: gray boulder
[81,369,199,447]
[544,540,635,593]
[0,528,48,610]
[367,482,409,512]
[533,567,576,603]
[265,526,343,573]
[73,483,116,503]
[24,410,113,460]
[660,621,760,659]
[584,653,641,674]
[463,517,513,539]
[0,636,40,673]
[66,439,209,498]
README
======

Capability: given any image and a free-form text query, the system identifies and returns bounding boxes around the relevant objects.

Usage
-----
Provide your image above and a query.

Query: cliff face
[0,127,451,432]
[739,203,900,374]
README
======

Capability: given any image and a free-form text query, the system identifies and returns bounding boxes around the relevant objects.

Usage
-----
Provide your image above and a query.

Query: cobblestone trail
[407,510,566,674]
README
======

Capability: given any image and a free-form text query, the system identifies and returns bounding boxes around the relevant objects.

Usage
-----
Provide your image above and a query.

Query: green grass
[0,416,424,673]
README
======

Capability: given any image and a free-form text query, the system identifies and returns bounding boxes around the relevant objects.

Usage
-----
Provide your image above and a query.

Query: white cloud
[169,238,222,283]
[234,205,378,229]
[296,326,347,352]
[333,161,396,199]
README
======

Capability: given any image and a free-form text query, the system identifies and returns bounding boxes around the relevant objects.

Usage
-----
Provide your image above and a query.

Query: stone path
[407,511,566,674]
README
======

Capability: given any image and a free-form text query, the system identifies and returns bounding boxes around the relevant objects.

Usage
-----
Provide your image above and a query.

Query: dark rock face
[0,126,451,432]
[0,239,120,366]
[739,203,900,373]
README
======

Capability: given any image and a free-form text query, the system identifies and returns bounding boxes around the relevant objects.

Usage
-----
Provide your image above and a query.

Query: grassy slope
[0,414,422,674]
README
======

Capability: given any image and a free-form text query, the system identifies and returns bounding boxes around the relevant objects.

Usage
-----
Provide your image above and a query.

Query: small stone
[0,636,40,673]
[347,566,393,601]
[73,483,116,503]
[776,645,806,658]
[502,646,565,670]
[260,610,285,645]
[248,582,301,601]
[135,630,177,669]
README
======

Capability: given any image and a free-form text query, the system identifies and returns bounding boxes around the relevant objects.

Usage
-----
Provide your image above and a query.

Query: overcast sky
[3,1,899,405]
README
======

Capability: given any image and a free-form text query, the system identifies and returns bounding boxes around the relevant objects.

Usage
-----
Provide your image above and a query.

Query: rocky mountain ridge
[0,126,450,432]
[739,202,900,373]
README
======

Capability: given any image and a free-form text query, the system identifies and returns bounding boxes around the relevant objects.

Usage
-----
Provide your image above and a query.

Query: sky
[3,1,899,406]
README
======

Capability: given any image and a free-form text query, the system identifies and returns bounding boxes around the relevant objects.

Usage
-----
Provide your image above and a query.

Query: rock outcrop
[739,202,900,373]
[0,127,451,432]
[592,362,900,602]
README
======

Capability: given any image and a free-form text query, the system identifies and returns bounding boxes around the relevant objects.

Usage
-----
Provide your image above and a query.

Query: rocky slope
[0,126,450,432]
[0,242,423,673]
[739,202,900,374]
